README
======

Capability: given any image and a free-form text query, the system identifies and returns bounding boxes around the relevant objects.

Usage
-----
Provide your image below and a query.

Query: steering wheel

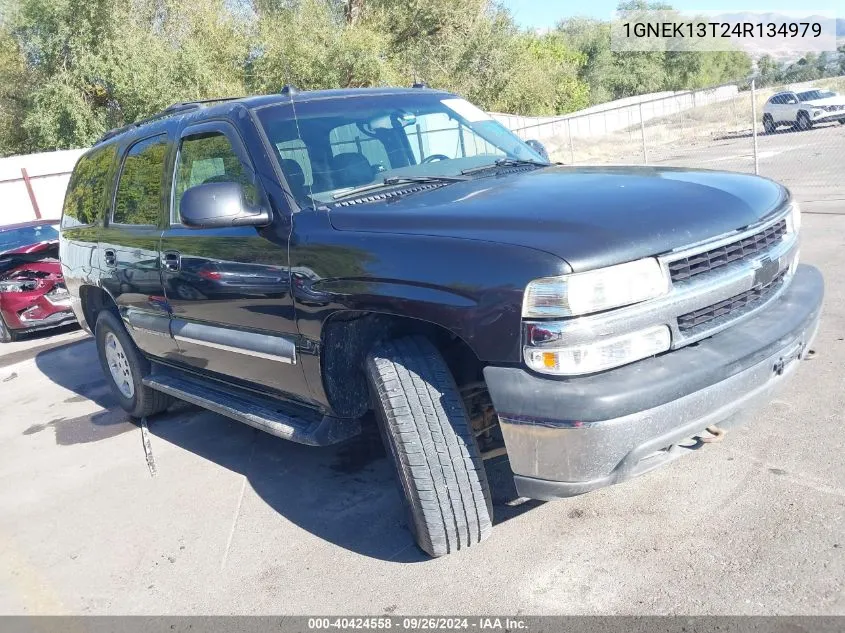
[421,154,450,164]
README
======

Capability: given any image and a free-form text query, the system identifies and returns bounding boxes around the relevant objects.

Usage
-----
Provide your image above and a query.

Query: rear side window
[112,135,168,225]
[61,144,117,228]
[172,132,257,222]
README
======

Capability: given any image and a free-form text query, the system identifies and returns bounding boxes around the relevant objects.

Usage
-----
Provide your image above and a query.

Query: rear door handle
[162,251,181,272]
[103,249,116,267]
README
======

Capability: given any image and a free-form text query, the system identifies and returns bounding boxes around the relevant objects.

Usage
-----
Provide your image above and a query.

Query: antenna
[284,87,316,210]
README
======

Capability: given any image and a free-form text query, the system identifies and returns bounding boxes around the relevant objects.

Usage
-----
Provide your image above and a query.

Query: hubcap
[104,332,134,399]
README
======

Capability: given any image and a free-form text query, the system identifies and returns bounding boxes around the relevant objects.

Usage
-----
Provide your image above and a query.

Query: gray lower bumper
[484,264,823,500]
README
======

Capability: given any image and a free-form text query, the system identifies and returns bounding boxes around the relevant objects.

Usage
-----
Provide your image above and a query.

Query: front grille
[677,270,787,332]
[669,220,787,282]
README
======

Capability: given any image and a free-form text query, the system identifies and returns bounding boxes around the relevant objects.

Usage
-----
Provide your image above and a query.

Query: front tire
[763,115,776,134]
[0,314,18,343]
[366,336,493,557]
[797,111,813,131]
[95,311,172,418]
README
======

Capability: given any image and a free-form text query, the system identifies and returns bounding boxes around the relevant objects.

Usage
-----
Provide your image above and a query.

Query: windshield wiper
[331,175,467,201]
[461,157,549,176]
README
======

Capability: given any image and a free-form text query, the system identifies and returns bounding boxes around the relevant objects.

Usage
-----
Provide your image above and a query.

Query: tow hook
[700,425,726,444]
[774,341,806,376]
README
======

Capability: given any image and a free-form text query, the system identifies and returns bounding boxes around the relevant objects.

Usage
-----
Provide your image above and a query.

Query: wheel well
[320,311,485,418]
[79,285,118,331]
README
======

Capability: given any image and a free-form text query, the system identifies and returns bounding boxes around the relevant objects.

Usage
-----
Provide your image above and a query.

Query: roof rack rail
[93,96,245,146]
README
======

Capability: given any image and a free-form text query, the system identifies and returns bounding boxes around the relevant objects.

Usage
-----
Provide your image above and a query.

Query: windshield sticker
[441,98,493,123]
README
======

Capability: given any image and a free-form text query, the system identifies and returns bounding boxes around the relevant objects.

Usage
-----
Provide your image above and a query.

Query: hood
[327,166,788,271]
[0,239,59,260]
[0,240,61,279]
[803,95,845,107]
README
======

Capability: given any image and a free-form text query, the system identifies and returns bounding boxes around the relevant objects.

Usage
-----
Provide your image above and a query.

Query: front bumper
[1,290,77,334]
[484,264,823,500]
[810,111,845,123]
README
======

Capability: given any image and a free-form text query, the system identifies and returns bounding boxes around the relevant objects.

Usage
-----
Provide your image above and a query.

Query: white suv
[762,89,845,133]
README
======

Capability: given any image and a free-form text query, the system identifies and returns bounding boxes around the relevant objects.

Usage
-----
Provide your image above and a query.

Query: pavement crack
[731,449,845,499]
[140,417,157,478]
[220,432,257,571]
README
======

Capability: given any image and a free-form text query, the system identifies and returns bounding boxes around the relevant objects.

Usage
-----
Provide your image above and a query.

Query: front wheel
[366,336,493,557]
[95,311,172,418]
[763,115,776,134]
[0,314,18,343]
[797,111,813,131]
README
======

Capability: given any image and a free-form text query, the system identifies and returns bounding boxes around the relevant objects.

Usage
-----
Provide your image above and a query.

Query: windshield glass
[255,92,547,206]
[0,224,59,253]
[798,90,836,101]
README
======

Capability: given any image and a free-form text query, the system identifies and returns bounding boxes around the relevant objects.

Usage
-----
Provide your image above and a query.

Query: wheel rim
[104,332,134,399]
[799,115,809,130]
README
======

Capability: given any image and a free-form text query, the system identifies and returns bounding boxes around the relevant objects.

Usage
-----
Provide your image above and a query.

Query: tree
[756,54,782,87]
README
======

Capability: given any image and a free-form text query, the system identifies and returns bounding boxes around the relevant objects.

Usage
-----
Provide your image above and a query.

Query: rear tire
[366,336,493,557]
[0,314,18,343]
[797,111,812,131]
[763,115,776,134]
[95,311,172,418]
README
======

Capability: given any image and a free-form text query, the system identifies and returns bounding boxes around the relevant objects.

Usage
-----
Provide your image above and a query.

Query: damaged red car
[0,221,77,342]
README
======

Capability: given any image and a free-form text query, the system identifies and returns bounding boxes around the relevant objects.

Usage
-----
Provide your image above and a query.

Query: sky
[501,0,843,29]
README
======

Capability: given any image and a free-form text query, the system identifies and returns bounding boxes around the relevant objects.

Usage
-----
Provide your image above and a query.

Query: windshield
[0,224,59,253]
[798,90,836,101]
[255,92,547,206]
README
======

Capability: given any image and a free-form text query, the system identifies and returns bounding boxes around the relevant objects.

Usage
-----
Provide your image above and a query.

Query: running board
[142,372,360,446]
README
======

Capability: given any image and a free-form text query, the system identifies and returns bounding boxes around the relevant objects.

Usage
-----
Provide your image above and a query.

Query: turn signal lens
[524,325,671,375]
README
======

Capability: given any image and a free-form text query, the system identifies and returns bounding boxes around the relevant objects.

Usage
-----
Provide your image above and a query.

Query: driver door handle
[162,251,181,272]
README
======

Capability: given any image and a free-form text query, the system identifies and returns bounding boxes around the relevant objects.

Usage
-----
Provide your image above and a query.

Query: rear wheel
[763,115,776,134]
[95,311,172,418]
[366,336,493,557]
[797,111,813,131]
[0,314,18,343]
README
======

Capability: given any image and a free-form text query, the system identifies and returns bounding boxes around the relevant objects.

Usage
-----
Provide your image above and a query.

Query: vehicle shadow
[0,323,83,370]
[34,338,543,561]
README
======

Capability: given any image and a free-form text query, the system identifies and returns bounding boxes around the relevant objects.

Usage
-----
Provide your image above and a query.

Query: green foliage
[0,0,830,156]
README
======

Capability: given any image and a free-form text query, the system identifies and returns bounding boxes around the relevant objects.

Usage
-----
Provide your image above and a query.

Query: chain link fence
[504,76,845,202]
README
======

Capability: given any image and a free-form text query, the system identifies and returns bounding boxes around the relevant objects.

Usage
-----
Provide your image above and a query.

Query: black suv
[60,86,823,557]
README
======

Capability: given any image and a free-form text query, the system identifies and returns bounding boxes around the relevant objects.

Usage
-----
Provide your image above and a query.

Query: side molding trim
[171,318,296,365]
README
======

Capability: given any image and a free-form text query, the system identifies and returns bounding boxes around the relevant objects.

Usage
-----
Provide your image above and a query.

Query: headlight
[788,200,801,234]
[0,280,36,293]
[524,324,671,375]
[522,258,670,318]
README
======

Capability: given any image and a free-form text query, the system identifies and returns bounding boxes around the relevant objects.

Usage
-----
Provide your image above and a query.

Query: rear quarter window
[61,144,118,229]
[112,135,168,226]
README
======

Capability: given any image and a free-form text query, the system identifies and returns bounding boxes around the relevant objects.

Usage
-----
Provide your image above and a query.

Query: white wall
[0,148,86,226]
[491,84,740,141]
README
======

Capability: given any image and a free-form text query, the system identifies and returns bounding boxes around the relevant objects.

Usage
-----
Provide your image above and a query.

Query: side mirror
[526,139,550,162]
[179,181,271,229]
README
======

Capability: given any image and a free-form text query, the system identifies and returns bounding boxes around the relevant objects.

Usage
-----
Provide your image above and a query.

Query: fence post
[639,102,648,164]
[21,168,42,220]
[751,79,759,175]
[567,118,574,165]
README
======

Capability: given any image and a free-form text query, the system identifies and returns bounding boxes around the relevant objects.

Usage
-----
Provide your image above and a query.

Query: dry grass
[545,76,845,165]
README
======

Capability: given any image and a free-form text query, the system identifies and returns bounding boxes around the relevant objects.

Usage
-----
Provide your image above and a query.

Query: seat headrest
[331,153,374,188]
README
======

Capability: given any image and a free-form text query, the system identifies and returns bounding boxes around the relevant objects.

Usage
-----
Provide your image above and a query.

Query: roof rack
[93,96,245,145]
